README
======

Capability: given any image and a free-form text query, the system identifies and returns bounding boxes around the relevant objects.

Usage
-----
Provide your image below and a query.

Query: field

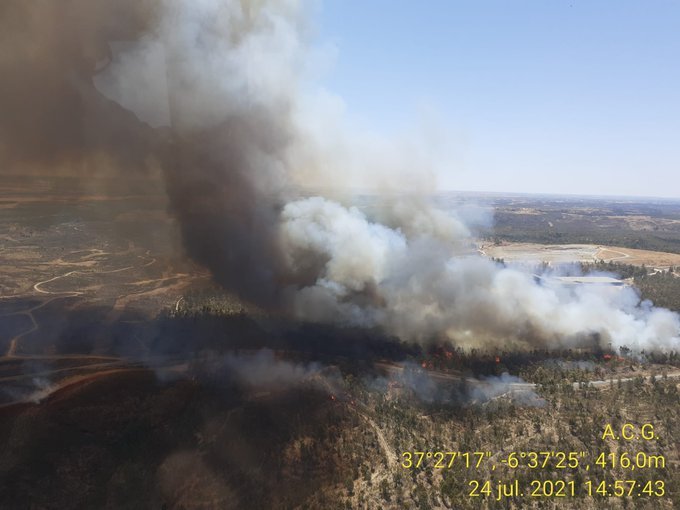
[475,194,680,255]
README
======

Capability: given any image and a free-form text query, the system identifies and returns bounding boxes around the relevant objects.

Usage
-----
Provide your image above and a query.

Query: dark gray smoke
[2,0,678,351]
[0,0,160,175]
[1,0,298,304]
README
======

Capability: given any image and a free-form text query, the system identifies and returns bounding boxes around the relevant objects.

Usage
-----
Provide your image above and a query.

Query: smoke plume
[2,0,678,351]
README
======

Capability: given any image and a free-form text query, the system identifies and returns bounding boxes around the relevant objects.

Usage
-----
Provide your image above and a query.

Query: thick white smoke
[280,196,680,351]
[23,0,680,352]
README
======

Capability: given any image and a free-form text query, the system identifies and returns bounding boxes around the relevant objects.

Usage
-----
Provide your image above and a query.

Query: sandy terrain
[484,242,680,269]
[593,246,680,267]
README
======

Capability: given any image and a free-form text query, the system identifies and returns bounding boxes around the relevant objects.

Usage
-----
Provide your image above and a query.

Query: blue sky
[316,1,680,198]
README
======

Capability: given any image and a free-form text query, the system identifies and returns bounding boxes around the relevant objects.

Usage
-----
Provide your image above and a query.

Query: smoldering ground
[0,353,362,510]
[0,293,545,409]
[175,347,544,410]
[363,361,544,407]
[1,0,679,352]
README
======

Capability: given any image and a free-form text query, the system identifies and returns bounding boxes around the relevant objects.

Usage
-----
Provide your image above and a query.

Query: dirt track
[0,358,190,410]
[1,247,206,357]
[5,357,679,411]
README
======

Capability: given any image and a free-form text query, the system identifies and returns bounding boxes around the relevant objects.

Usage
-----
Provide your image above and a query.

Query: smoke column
[1,0,678,351]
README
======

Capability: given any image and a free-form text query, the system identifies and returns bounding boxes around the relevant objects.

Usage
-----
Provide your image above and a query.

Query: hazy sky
[317,1,680,198]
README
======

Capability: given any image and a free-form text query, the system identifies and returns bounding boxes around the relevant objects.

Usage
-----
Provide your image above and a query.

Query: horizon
[317,1,680,199]
[4,172,680,202]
